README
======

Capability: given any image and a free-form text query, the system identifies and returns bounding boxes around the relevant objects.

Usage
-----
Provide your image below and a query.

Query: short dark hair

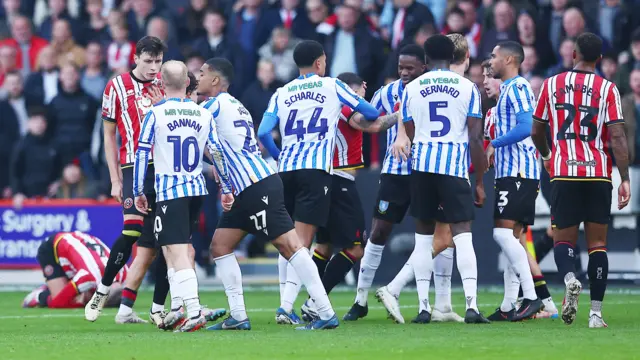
[186,71,198,96]
[601,52,616,63]
[27,106,48,119]
[632,28,640,44]
[448,6,465,19]
[497,41,525,65]
[399,44,425,64]
[293,40,325,68]
[135,36,167,56]
[205,8,225,18]
[205,57,234,83]
[423,34,454,62]
[481,59,491,69]
[337,72,363,87]
[576,32,603,63]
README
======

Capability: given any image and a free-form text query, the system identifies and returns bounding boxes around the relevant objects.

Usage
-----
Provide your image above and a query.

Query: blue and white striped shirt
[133,98,232,202]
[494,76,539,180]
[202,93,276,196]
[370,79,410,175]
[402,69,483,179]
[263,73,362,173]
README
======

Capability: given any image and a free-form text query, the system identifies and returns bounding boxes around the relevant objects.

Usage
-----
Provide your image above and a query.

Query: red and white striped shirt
[102,72,161,164]
[533,70,623,180]
[53,232,127,292]
[333,105,363,180]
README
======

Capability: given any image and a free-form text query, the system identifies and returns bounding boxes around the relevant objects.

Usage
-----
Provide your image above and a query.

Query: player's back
[147,98,211,201]
[534,71,622,180]
[54,232,126,283]
[202,93,275,194]
[371,79,410,175]
[333,106,364,178]
[269,74,360,173]
[404,69,482,178]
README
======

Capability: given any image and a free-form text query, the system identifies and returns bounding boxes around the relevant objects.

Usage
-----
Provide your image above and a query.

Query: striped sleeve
[101,79,119,123]
[605,83,624,125]
[263,90,280,120]
[137,110,156,150]
[133,110,155,197]
[401,89,412,122]
[467,84,483,118]
[370,87,384,112]
[206,117,233,194]
[509,80,535,114]
[533,79,550,123]
[335,79,361,109]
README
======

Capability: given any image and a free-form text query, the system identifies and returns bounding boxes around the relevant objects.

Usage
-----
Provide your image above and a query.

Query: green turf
[1,289,639,360]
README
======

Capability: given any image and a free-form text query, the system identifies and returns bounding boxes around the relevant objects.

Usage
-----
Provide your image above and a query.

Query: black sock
[38,287,51,307]
[533,274,551,300]
[322,251,356,294]
[152,250,169,308]
[588,247,608,306]
[101,234,137,287]
[518,286,523,299]
[553,241,577,281]
[312,250,329,279]
[534,232,554,263]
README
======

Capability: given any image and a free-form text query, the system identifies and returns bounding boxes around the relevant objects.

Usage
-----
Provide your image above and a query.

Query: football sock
[534,231,554,263]
[494,228,537,300]
[322,250,356,294]
[289,248,335,320]
[167,268,182,310]
[118,287,137,315]
[38,287,51,307]
[277,254,288,300]
[101,221,141,287]
[215,253,247,320]
[452,233,478,311]
[434,247,454,312]
[173,268,201,318]
[355,242,384,306]
[501,266,519,312]
[312,250,329,280]
[533,274,551,300]
[281,262,302,313]
[387,260,414,298]
[152,251,169,309]
[413,234,434,314]
[588,247,608,314]
[47,282,80,308]
[553,241,577,280]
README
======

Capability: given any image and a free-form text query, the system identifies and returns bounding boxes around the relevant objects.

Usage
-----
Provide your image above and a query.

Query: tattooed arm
[348,112,399,133]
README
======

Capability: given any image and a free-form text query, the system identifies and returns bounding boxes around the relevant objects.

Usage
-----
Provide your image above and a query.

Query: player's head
[489,41,524,80]
[574,32,602,67]
[447,33,470,71]
[160,60,188,94]
[337,72,365,97]
[398,44,426,85]
[133,36,166,81]
[197,57,234,97]
[482,59,501,99]
[423,34,455,68]
[293,40,326,76]
[186,70,198,101]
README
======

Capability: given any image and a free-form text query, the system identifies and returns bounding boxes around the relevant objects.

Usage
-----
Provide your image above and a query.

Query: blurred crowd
[2,0,640,206]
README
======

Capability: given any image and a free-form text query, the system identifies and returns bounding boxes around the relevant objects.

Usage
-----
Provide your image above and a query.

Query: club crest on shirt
[378,200,389,214]
[136,95,153,115]
[124,198,133,209]
[44,265,54,277]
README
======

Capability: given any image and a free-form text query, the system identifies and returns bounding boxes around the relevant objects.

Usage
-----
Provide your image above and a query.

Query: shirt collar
[500,75,520,92]
[297,73,317,80]
[167,97,192,102]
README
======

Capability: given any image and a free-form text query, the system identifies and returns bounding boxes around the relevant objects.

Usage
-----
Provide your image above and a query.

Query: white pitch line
[1,301,638,320]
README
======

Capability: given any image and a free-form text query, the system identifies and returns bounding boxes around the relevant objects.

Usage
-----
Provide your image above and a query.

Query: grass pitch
[1,289,639,360]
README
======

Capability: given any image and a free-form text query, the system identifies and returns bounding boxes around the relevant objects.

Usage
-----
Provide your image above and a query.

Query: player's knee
[272,231,303,259]
[344,244,364,260]
[210,240,232,259]
[370,223,392,245]
[122,218,144,238]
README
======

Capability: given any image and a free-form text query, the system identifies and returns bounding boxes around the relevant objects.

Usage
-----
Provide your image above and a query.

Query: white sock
[289,248,335,320]
[501,266,519,312]
[355,241,384,306]
[214,253,247,320]
[452,233,478,311]
[173,268,201,318]
[118,303,133,316]
[413,234,434,314]
[278,254,288,301]
[387,260,414,298]
[151,302,164,313]
[280,262,302,313]
[97,283,110,295]
[434,247,454,312]
[493,228,537,300]
[167,268,182,310]
[542,297,557,312]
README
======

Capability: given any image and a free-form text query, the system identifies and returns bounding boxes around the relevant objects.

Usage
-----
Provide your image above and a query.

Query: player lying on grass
[24,231,125,309]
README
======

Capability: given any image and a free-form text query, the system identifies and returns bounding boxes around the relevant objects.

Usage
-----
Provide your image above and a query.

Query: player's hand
[12,193,26,210]
[47,181,60,197]
[111,179,123,203]
[618,180,631,210]
[485,143,495,166]
[145,85,164,104]
[543,159,551,174]
[474,183,486,208]
[134,195,149,215]
[392,133,411,162]
[221,193,234,212]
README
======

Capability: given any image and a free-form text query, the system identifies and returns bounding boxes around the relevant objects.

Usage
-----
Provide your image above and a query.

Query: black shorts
[154,196,203,246]
[317,175,366,248]
[279,169,332,227]
[36,236,65,281]
[373,174,411,224]
[122,164,156,248]
[494,176,539,225]
[410,171,474,223]
[218,174,294,241]
[551,180,612,229]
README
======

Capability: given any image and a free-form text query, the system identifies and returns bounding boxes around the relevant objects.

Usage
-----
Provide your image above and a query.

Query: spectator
[48,63,98,165]
[598,0,631,55]
[388,0,435,51]
[241,59,283,127]
[81,42,108,101]
[520,45,541,80]
[540,0,569,56]
[84,0,110,44]
[37,19,86,69]
[306,0,330,36]
[263,0,315,41]
[258,27,299,84]
[442,7,465,35]
[126,0,162,40]
[320,0,377,37]
[0,71,24,195]
[191,10,240,64]
[177,0,213,43]
[467,59,488,112]
[10,107,61,207]
[0,44,17,86]
[529,75,544,100]
[146,17,182,61]
[479,0,517,59]
[24,46,59,105]
[546,37,574,77]
[106,20,135,73]
[0,15,49,76]
[457,0,481,59]
[0,0,21,40]
[517,10,555,71]
[622,69,640,164]
[39,0,83,44]
[56,159,99,199]
[185,52,204,74]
